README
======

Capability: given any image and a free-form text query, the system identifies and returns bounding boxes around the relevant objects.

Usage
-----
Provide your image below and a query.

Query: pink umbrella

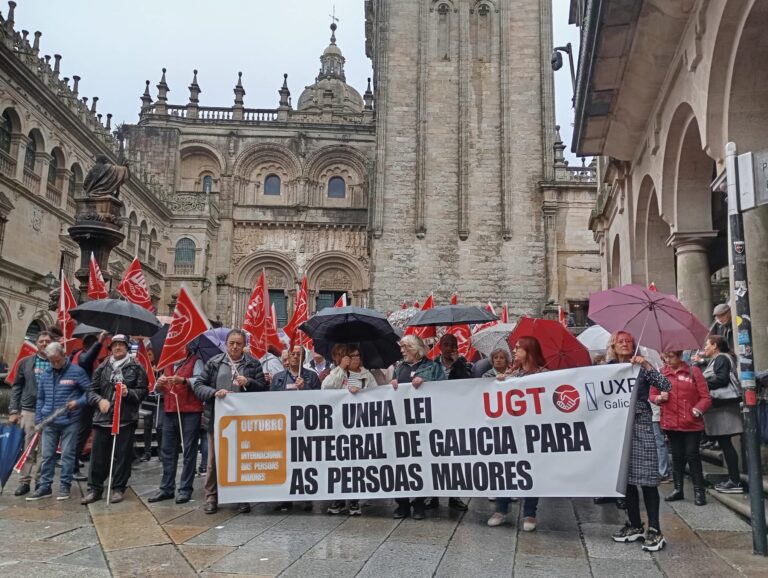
[588,285,710,353]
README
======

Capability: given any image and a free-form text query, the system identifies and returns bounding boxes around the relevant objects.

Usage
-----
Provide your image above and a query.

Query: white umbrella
[578,325,663,368]
[471,323,516,357]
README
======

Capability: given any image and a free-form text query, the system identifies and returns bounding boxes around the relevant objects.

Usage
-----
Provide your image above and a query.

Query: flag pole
[171,388,185,456]
[106,435,117,504]
[106,382,123,505]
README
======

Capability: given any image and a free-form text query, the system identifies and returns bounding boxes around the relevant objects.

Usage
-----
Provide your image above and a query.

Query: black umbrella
[72,323,103,338]
[70,298,162,337]
[407,305,499,327]
[313,332,402,369]
[299,306,396,342]
[149,324,169,355]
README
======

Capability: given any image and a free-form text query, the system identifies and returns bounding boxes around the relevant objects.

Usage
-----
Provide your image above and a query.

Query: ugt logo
[166,301,192,348]
[124,270,149,300]
[553,384,580,413]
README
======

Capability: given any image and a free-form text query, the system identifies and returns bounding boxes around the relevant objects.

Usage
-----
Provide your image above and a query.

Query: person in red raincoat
[651,351,711,506]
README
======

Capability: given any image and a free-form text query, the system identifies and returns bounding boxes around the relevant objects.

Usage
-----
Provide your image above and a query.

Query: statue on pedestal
[83,155,130,199]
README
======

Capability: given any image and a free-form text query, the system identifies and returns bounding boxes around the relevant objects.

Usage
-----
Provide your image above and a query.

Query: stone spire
[278,73,291,109]
[363,77,374,111]
[233,71,245,120]
[90,96,98,114]
[553,125,567,167]
[71,75,80,98]
[155,68,168,115]
[140,80,152,108]
[317,22,346,83]
[5,1,16,33]
[188,69,200,104]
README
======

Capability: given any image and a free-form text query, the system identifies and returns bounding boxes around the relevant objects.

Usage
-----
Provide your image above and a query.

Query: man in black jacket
[8,331,53,496]
[193,329,266,514]
[81,335,148,505]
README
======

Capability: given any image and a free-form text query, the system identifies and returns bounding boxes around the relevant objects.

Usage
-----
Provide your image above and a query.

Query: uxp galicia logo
[553,384,580,413]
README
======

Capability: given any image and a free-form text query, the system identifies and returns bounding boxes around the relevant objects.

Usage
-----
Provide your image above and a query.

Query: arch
[641,186,676,295]
[306,251,370,293]
[174,237,196,274]
[305,145,368,183]
[0,109,15,153]
[234,250,299,289]
[610,235,622,289]
[661,103,713,232]
[48,146,65,186]
[24,318,47,342]
[179,142,226,173]
[233,143,301,180]
[264,174,281,195]
[0,107,22,134]
[24,129,44,172]
[127,211,138,248]
[0,297,11,361]
[69,162,83,197]
[327,176,346,198]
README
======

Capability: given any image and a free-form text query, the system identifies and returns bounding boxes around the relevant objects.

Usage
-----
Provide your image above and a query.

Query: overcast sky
[12,0,581,163]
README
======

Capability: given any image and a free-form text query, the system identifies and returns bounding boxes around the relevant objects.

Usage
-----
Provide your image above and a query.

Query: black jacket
[435,355,472,380]
[270,368,321,392]
[704,354,740,406]
[193,352,267,430]
[10,355,43,413]
[88,357,149,427]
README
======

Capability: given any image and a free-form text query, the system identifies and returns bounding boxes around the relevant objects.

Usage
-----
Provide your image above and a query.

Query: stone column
[669,232,718,325]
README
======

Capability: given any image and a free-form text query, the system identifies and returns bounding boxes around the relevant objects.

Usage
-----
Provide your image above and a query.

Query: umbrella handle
[634,314,651,358]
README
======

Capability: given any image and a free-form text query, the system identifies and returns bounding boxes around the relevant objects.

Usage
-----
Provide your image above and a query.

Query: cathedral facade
[0,1,599,364]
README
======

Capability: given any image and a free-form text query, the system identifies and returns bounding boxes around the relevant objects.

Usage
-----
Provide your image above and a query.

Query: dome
[297,78,364,114]
[323,43,343,57]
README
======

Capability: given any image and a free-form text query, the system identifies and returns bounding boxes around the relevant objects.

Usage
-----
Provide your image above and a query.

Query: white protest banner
[213,363,637,504]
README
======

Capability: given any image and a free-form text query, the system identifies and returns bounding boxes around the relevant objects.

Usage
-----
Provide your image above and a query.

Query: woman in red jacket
[651,351,711,506]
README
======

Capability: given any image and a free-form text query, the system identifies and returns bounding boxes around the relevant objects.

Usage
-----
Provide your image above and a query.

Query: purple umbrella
[588,284,710,353]
[190,327,249,363]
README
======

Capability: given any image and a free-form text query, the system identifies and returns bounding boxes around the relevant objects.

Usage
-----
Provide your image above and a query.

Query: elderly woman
[323,345,378,516]
[487,336,545,532]
[607,331,671,552]
[651,351,711,506]
[701,335,744,494]
[483,348,511,379]
[390,334,444,519]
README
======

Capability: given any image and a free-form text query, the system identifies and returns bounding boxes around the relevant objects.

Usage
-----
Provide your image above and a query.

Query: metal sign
[740,148,768,210]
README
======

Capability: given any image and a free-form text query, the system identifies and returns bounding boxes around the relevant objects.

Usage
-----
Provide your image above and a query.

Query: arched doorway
[610,236,621,288]
[24,319,46,342]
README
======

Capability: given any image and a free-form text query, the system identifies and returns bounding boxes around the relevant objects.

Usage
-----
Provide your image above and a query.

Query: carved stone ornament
[31,206,42,231]
[168,193,205,213]
[318,268,352,290]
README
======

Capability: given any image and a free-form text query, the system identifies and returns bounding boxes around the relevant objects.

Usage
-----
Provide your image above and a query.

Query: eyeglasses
[349,353,361,358]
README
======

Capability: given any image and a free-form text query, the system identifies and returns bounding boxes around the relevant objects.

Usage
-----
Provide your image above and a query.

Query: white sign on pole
[737,152,756,211]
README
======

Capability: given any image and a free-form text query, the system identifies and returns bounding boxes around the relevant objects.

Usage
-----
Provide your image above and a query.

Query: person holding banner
[148,347,204,505]
[193,329,266,515]
[652,351,711,506]
[270,345,321,392]
[488,336,546,531]
[8,331,53,496]
[82,335,148,505]
[322,345,378,516]
[483,348,512,379]
[27,342,91,501]
[391,335,445,520]
[607,331,671,552]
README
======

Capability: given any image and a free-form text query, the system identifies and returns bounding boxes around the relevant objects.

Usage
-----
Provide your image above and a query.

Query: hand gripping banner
[214,364,637,504]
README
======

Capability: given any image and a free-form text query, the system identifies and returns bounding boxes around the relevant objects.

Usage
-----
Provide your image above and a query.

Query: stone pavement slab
[513,553,592,577]
[106,543,197,577]
[179,544,237,572]
[356,541,446,578]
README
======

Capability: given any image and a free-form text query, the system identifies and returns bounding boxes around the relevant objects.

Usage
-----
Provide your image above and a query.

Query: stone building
[0,1,601,364]
[571,0,768,370]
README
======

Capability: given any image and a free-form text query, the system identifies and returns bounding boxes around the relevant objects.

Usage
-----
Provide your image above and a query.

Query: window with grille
[202,175,213,193]
[264,174,281,195]
[174,238,196,275]
[24,135,36,172]
[327,176,346,198]
[0,112,11,153]
[269,290,288,327]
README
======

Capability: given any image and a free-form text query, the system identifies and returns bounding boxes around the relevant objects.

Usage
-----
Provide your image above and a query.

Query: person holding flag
[81,335,148,505]
[147,345,204,505]
[193,329,267,514]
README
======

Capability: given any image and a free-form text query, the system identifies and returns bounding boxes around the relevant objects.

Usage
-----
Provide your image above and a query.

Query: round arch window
[327,176,346,198]
[264,174,281,195]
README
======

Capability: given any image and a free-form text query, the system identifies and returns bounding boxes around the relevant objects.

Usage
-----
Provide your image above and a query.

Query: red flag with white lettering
[473,302,498,334]
[5,341,36,385]
[156,285,211,369]
[111,382,123,435]
[87,252,109,300]
[405,294,436,340]
[136,340,156,394]
[334,294,347,308]
[244,271,268,359]
[117,258,154,312]
[283,276,312,349]
[58,270,77,346]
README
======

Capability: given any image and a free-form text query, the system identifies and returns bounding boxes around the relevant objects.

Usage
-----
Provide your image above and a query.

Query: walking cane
[106,382,124,505]
[170,386,185,456]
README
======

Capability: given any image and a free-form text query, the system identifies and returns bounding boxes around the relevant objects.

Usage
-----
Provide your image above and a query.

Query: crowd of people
[4,302,747,554]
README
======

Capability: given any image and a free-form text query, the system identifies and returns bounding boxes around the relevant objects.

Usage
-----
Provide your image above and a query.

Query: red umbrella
[507,317,591,370]
[588,285,709,352]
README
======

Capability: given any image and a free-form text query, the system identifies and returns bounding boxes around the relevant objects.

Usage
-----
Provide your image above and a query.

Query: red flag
[58,270,77,345]
[414,300,420,308]
[426,325,477,361]
[136,341,156,394]
[244,271,268,358]
[87,252,109,300]
[473,302,499,334]
[111,382,124,435]
[559,305,568,328]
[156,285,211,369]
[13,431,40,473]
[117,258,154,312]
[405,294,436,340]
[501,303,509,324]
[648,282,657,292]
[334,294,347,308]
[5,341,36,384]
[451,293,458,305]
[401,301,408,310]
[283,276,312,349]
[267,304,283,353]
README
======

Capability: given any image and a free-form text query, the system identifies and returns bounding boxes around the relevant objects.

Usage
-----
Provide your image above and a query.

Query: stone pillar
[744,205,768,372]
[669,232,717,325]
